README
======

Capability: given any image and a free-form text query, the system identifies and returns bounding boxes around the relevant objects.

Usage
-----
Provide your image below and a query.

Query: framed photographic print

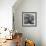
[22,12,37,27]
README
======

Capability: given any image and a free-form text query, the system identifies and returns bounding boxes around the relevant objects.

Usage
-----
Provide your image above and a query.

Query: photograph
[22,12,37,27]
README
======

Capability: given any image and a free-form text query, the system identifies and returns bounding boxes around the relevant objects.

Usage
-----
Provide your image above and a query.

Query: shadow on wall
[10,42,16,46]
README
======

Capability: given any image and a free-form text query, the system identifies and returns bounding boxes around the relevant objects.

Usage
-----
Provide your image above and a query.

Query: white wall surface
[13,0,46,46]
[13,0,41,46]
[0,0,16,29]
[41,0,46,46]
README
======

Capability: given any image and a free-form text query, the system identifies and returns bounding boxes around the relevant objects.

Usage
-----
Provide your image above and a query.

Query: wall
[0,0,16,30]
[41,0,46,46]
[13,0,41,46]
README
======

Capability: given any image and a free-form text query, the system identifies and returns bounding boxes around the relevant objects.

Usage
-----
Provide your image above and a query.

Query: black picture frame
[22,12,37,27]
